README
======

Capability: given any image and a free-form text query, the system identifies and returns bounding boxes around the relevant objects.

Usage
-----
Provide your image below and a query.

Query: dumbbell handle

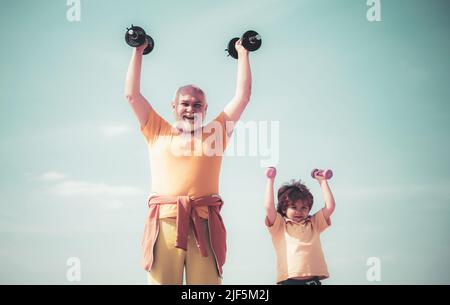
[311,168,333,180]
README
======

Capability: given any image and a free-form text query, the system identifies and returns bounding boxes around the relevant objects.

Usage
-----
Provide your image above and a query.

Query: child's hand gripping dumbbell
[265,167,277,179]
[311,168,333,180]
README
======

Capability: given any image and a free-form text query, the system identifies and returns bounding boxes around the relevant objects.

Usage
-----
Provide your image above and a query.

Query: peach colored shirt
[141,106,229,219]
[266,209,331,283]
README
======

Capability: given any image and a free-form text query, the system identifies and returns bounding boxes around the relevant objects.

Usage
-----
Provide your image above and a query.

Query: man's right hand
[135,38,149,54]
[235,39,249,57]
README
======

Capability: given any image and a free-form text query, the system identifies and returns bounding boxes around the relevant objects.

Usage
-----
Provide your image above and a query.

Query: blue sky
[1,0,449,284]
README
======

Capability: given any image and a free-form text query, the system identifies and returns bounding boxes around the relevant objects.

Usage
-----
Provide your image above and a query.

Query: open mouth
[183,115,195,121]
[183,114,200,123]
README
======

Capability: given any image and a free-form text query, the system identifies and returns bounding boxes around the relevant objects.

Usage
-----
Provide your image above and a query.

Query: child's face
[285,200,310,222]
[172,89,207,132]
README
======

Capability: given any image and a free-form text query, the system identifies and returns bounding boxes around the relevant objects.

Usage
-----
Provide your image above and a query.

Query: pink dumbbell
[311,168,333,180]
[265,167,277,179]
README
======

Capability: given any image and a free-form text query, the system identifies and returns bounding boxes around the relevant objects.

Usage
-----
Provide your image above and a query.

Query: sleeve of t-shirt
[265,213,285,236]
[205,111,230,152]
[311,208,331,234]
[140,106,171,144]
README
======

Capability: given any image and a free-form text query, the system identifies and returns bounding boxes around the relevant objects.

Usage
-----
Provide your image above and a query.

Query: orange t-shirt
[141,106,229,219]
[266,209,331,283]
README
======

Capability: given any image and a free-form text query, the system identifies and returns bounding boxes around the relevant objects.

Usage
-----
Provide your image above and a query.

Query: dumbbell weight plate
[242,30,262,52]
[226,37,240,59]
[324,170,333,179]
[125,26,146,47]
[143,35,155,55]
[311,168,319,179]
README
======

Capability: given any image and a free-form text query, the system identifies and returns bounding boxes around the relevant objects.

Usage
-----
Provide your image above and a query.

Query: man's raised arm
[125,41,152,129]
[224,39,252,127]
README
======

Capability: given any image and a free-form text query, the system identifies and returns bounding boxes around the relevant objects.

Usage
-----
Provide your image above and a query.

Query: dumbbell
[226,30,262,59]
[311,168,333,180]
[125,25,155,55]
[265,167,277,179]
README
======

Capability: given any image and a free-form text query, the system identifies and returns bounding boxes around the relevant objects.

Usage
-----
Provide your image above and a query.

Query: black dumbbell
[125,25,155,55]
[226,30,262,59]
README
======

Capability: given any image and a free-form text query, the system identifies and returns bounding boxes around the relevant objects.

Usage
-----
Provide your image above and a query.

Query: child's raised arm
[315,178,336,223]
[265,167,277,226]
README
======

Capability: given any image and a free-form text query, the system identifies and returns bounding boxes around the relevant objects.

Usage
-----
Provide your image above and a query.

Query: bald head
[173,85,207,105]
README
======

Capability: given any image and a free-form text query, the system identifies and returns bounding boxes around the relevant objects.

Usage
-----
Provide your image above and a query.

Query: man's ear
[172,101,176,112]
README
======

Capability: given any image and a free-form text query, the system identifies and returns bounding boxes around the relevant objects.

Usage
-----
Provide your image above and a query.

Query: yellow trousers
[147,217,221,285]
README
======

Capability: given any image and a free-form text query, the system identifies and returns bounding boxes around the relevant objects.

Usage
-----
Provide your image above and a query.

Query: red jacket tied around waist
[141,194,227,276]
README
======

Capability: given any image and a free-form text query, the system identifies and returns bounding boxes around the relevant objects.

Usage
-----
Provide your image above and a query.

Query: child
[264,167,335,285]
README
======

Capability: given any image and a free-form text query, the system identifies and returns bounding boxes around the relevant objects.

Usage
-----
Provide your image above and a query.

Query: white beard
[173,119,203,133]
[173,114,204,133]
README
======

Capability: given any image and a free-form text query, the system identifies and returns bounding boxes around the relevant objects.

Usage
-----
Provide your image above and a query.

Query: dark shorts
[279,277,322,285]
